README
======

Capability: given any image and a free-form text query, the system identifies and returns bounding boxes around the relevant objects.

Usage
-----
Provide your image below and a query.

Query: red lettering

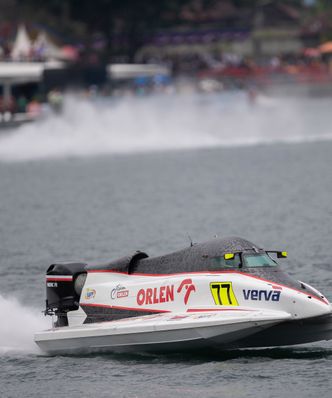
[160,286,166,303]
[166,285,174,302]
[137,289,145,305]
[153,287,159,304]
[146,288,153,304]
[137,285,175,306]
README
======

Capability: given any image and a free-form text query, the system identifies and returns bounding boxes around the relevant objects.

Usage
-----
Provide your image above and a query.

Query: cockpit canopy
[131,236,287,274]
[211,250,287,269]
[210,252,278,268]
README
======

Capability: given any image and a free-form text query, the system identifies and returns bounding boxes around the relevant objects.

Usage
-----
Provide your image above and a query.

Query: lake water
[0,92,331,397]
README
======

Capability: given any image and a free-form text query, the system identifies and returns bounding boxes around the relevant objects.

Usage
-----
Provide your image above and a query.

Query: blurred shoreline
[2,1,332,131]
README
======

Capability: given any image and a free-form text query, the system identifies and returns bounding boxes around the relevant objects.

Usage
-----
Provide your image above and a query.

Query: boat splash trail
[0,294,49,355]
[0,92,332,162]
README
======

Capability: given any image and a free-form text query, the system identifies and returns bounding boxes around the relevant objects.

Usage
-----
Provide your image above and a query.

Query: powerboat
[34,237,332,354]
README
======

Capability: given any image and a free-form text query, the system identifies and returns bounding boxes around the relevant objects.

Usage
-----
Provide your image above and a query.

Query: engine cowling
[45,262,87,326]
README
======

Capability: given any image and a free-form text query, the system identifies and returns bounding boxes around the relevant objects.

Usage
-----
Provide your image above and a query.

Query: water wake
[0,294,49,355]
[0,92,332,162]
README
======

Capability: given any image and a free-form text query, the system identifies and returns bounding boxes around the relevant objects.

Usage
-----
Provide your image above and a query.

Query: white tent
[11,25,33,61]
[33,31,61,60]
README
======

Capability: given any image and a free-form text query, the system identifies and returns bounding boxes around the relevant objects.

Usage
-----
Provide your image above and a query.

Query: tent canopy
[33,31,62,59]
[11,25,33,60]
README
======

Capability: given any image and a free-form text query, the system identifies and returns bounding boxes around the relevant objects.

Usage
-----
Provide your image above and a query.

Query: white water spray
[0,294,50,355]
[0,92,331,162]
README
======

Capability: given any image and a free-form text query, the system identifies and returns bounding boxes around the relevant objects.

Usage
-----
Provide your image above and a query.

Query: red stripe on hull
[187,308,254,312]
[80,303,170,313]
[46,277,73,282]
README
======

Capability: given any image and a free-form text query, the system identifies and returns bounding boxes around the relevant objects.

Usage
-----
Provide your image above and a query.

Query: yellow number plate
[210,282,238,306]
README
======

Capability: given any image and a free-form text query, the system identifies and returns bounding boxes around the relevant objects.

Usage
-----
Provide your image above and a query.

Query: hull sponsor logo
[84,288,96,300]
[168,315,188,321]
[137,285,174,305]
[243,289,281,301]
[210,282,239,306]
[177,279,196,305]
[136,279,197,306]
[111,284,129,299]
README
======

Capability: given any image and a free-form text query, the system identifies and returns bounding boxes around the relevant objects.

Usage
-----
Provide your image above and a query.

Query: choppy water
[0,93,331,397]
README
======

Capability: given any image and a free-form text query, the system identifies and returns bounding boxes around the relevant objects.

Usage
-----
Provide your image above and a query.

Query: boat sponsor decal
[177,279,196,304]
[191,313,216,319]
[168,315,188,321]
[111,284,129,299]
[243,289,281,301]
[84,288,96,300]
[137,285,174,305]
[47,282,58,287]
[136,279,197,306]
[210,282,239,306]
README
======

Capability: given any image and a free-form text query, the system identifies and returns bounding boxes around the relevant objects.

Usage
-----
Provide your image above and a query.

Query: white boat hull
[35,310,290,354]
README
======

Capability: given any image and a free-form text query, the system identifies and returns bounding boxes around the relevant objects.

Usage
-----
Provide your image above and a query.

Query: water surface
[0,93,331,397]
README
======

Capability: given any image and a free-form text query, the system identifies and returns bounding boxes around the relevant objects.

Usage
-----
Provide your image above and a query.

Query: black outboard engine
[45,262,87,326]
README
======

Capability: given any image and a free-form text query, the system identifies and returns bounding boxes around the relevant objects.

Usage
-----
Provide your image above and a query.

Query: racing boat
[34,237,332,354]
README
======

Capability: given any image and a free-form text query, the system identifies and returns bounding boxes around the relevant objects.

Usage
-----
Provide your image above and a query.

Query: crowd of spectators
[138,49,332,92]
